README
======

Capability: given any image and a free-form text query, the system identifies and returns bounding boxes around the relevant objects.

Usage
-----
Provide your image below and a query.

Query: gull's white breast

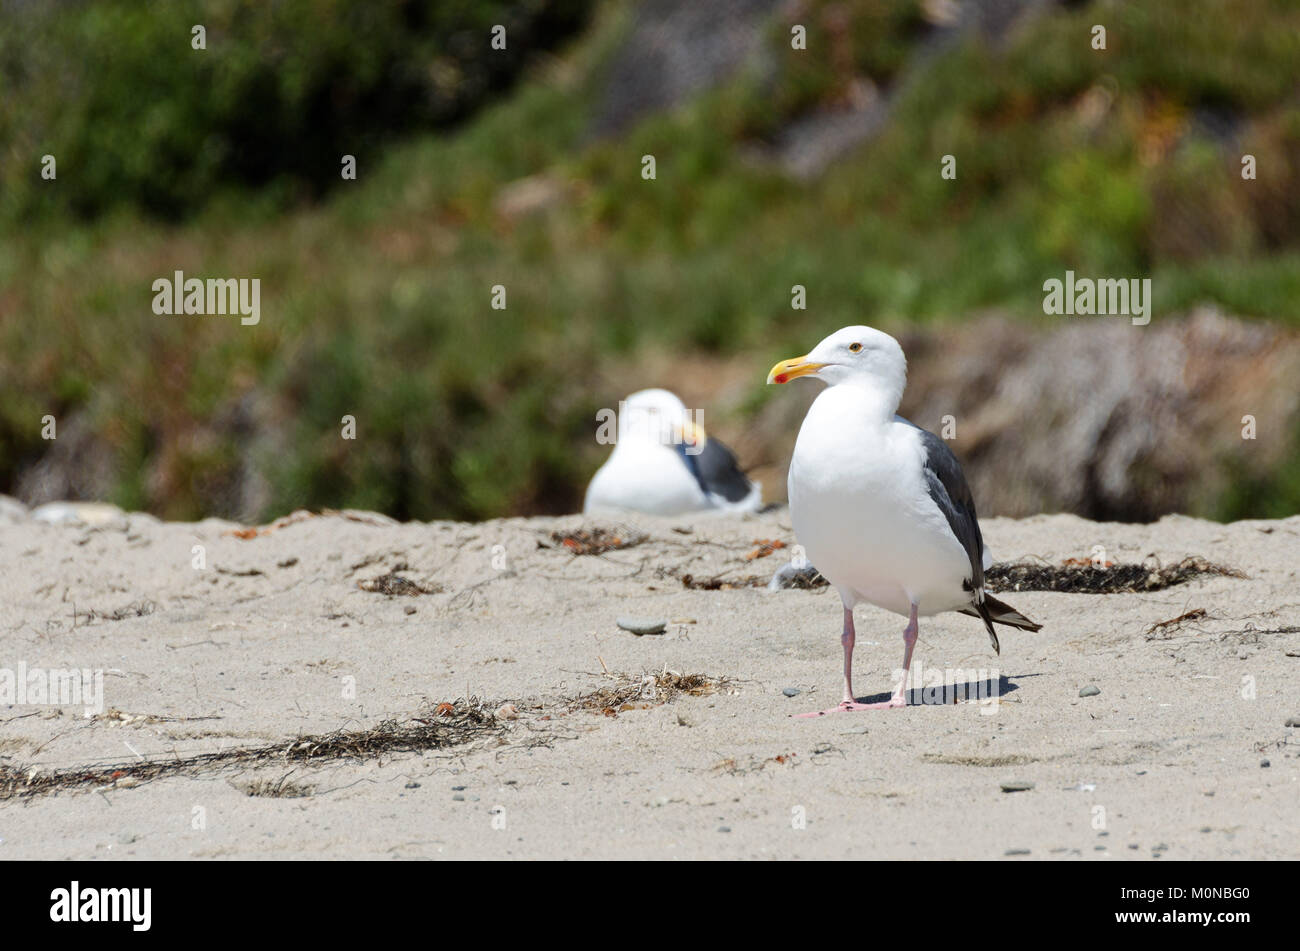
[584,443,709,515]
[788,386,971,617]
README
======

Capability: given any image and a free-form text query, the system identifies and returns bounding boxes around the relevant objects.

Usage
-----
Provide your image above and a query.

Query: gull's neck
[827,375,904,424]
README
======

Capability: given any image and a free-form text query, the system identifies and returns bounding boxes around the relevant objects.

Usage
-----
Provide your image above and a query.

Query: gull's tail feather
[960,594,1042,655]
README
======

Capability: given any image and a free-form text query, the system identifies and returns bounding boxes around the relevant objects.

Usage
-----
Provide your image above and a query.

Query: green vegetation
[0,0,589,221]
[2,0,1298,520]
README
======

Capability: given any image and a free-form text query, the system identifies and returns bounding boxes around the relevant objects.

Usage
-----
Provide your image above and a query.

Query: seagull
[584,388,761,516]
[767,326,1040,716]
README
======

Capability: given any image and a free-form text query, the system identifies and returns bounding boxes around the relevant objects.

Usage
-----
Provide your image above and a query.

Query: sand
[0,503,1296,859]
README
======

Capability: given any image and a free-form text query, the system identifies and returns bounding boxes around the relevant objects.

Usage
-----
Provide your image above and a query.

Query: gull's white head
[766,326,907,406]
[617,388,704,449]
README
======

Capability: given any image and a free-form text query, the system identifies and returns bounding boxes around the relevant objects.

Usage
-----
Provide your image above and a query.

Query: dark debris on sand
[0,703,498,801]
[985,556,1244,594]
[560,670,729,718]
[549,527,648,555]
[357,572,442,596]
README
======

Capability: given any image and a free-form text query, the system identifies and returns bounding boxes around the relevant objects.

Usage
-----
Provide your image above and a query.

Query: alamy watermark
[152,270,260,325]
[891,660,1001,715]
[1042,270,1151,326]
[0,662,104,716]
[595,400,705,455]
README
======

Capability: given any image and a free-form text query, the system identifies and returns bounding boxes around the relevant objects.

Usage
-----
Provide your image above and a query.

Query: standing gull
[584,388,761,516]
[768,326,1040,716]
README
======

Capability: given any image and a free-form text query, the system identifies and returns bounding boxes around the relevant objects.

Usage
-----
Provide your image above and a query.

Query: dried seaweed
[83,600,155,622]
[357,573,441,596]
[237,775,315,798]
[562,670,728,718]
[985,556,1244,594]
[0,702,498,801]
[549,527,647,555]
[1144,608,1209,639]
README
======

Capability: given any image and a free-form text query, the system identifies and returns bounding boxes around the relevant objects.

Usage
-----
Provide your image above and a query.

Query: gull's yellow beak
[767,355,826,385]
[676,420,707,449]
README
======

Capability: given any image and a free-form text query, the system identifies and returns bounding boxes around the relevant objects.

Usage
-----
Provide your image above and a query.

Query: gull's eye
[849,342,863,353]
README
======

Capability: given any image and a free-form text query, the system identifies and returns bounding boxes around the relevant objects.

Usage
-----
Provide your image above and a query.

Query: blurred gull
[584,388,760,516]
[768,326,1041,717]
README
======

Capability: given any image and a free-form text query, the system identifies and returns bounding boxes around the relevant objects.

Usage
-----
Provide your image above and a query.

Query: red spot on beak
[776,374,788,383]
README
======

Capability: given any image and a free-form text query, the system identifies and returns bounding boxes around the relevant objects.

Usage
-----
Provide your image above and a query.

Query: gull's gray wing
[677,437,754,505]
[901,419,1041,651]
[904,422,986,594]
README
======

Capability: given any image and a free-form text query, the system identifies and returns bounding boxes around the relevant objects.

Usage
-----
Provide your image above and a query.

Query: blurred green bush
[0,0,590,222]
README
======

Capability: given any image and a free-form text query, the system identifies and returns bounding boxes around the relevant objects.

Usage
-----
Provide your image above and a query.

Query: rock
[1000,780,1035,793]
[496,703,519,720]
[617,617,667,636]
[0,495,28,525]
[590,0,781,138]
[31,501,125,527]
[1285,717,1300,728]
[767,561,825,591]
[1079,685,1101,697]
[1260,759,1270,768]
[1004,848,1031,856]
[782,687,801,697]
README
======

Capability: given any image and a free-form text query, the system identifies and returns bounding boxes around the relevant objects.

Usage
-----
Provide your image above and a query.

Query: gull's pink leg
[794,601,918,718]
[840,605,856,704]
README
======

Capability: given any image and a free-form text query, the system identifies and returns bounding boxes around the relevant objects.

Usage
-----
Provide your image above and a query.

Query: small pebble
[405,782,420,789]
[1004,848,1030,856]
[1000,780,1035,793]
[1260,759,1270,768]
[1128,843,1139,850]
[496,703,519,720]
[404,605,417,615]
[617,616,667,636]
[452,785,467,791]
[452,794,465,801]
[782,687,801,698]
[1078,685,1101,697]
[717,826,731,833]
[1285,717,1300,728]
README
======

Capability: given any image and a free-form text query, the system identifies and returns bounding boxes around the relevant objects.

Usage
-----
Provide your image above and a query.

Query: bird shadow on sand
[855,673,1026,707]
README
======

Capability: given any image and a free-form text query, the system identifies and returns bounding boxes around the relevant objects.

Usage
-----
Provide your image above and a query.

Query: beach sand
[0,504,1296,859]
